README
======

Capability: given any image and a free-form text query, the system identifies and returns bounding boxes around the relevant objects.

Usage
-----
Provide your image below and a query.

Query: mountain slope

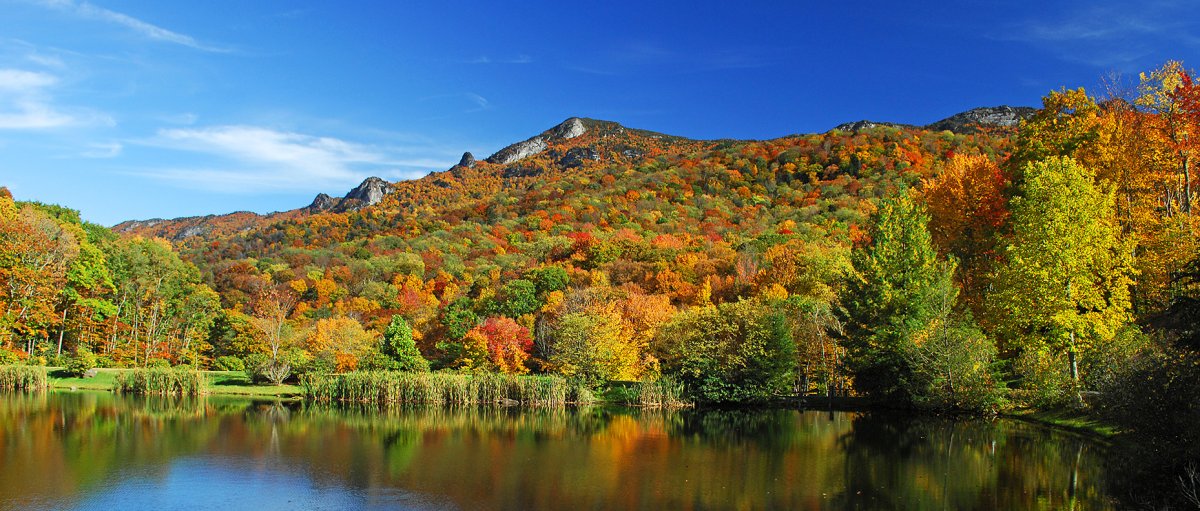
[117,108,1027,246]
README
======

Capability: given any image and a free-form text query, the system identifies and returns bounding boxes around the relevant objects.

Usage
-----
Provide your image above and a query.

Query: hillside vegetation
[3,63,1199,453]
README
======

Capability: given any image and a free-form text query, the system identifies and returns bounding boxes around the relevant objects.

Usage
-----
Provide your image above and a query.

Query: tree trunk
[56,308,67,356]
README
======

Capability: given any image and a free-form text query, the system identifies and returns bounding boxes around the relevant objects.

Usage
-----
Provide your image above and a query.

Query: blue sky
[1,0,1198,226]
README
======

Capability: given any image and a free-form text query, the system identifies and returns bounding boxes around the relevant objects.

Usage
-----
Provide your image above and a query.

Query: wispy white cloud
[467,54,533,65]
[419,92,492,113]
[81,141,121,158]
[138,125,454,192]
[0,68,111,129]
[996,0,1200,69]
[28,0,230,53]
[464,93,490,110]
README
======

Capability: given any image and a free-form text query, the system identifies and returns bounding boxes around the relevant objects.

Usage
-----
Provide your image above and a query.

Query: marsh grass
[113,367,207,396]
[302,371,596,406]
[0,365,48,391]
[636,377,692,408]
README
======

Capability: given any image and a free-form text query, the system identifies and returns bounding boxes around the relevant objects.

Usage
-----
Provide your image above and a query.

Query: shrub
[147,358,171,369]
[244,353,293,384]
[214,356,245,372]
[65,347,96,377]
[0,348,22,365]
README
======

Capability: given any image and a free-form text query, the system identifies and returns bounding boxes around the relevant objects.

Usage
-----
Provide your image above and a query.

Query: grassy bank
[1005,407,1120,439]
[302,371,596,406]
[45,368,302,398]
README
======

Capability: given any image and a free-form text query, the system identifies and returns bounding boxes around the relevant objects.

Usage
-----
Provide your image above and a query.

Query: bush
[147,358,171,369]
[0,348,21,365]
[243,353,292,385]
[214,356,245,372]
[65,347,96,377]
[243,354,268,383]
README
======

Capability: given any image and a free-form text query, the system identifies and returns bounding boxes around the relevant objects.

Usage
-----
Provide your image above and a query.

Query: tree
[381,315,429,372]
[1138,61,1195,215]
[920,155,1009,315]
[841,192,955,402]
[247,286,298,383]
[656,299,795,403]
[551,308,642,384]
[991,157,1135,391]
[494,279,540,318]
[306,316,376,372]
[467,316,533,374]
[1012,87,1102,173]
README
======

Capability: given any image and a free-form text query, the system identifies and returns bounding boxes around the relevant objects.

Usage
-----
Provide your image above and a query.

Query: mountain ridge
[115,106,1032,241]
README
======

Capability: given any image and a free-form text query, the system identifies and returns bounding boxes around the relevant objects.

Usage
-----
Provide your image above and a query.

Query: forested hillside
[4,62,1199,428]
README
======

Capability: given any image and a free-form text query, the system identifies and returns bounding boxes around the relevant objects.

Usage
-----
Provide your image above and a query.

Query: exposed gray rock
[926,106,1035,133]
[307,193,338,212]
[502,165,543,178]
[487,137,548,165]
[831,120,916,133]
[559,147,599,168]
[304,177,393,213]
[619,147,645,160]
[458,151,476,168]
[830,106,1036,135]
[177,224,208,240]
[485,117,589,165]
[344,176,393,206]
[549,117,586,140]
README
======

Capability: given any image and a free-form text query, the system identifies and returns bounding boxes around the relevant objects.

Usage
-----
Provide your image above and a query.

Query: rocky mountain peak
[831,105,1036,134]
[344,176,393,206]
[486,117,592,165]
[307,193,338,212]
[307,176,394,213]
[458,151,476,168]
[926,106,1035,133]
[549,117,587,140]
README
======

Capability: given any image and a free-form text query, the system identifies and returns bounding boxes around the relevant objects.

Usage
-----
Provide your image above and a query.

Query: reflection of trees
[835,413,1112,510]
[0,394,1117,511]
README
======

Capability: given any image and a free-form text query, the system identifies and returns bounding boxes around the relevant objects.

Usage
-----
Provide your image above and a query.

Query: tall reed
[302,371,595,406]
[114,367,207,396]
[637,377,692,408]
[0,365,48,391]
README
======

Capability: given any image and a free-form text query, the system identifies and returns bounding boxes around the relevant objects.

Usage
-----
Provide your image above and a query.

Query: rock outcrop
[307,176,394,213]
[925,106,1035,133]
[458,152,476,168]
[486,117,589,165]
[831,106,1036,134]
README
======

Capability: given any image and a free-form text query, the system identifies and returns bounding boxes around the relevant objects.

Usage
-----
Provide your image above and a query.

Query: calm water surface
[0,391,1115,510]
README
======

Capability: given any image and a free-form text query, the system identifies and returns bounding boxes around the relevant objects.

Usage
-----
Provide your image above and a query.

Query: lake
[0,391,1115,510]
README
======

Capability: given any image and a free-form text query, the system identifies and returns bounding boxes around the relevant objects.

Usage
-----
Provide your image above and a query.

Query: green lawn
[48,367,303,398]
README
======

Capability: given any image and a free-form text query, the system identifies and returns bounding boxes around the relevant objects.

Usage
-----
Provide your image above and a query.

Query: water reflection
[0,392,1115,510]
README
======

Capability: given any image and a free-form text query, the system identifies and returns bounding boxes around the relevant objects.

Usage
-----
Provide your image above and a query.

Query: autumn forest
[4,60,1200,505]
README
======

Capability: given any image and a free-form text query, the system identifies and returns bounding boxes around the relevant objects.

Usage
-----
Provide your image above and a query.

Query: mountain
[832,105,1035,134]
[116,107,1022,248]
